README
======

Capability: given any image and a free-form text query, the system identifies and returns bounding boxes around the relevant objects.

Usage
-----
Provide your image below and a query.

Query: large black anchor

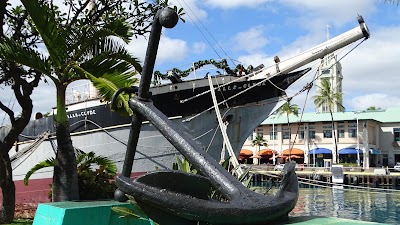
[113,7,299,225]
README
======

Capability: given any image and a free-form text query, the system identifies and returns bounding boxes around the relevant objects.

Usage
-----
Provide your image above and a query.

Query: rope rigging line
[180,32,367,106]
[11,131,51,170]
[286,70,317,156]
[279,38,368,158]
[178,0,237,67]
[212,74,230,108]
[11,130,51,163]
[271,38,368,148]
[309,38,367,85]
[208,74,243,176]
[174,0,223,60]
[69,118,218,152]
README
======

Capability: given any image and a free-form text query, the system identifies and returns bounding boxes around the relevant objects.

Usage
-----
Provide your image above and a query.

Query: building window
[349,129,357,138]
[309,130,316,139]
[283,131,291,139]
[257,128,263,136]
[298,131,305,139]
[323,130,332,138]
[338,129,345,138]
[247,134,253,141]
[394,128,400,141]
[270,132,278,140]
[322,69,330,74]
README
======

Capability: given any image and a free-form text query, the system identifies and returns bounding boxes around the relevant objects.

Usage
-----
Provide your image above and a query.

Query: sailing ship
[2,16,369,203]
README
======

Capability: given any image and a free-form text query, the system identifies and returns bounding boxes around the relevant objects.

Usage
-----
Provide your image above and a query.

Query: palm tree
[277,101,299,161]
[313,79,344,164]
[24,150,117,200]
[366,106,381,111]
[0,1,140,201]
[251,134,268,165]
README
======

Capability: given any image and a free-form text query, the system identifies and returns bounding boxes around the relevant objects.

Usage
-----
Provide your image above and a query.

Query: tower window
[322,69,330,74]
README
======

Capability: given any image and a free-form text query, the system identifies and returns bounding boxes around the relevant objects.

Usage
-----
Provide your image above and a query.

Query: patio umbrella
[369,148,381,154]
[309,148,332,154]
[257,149,274,156]
[282,148,304,156]
[240,149,253,156]
[338,147,362,154]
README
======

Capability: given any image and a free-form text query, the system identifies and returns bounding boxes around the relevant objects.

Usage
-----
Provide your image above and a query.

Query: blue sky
[1,0,400,124]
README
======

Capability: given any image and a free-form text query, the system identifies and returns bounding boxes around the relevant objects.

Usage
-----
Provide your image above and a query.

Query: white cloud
[280,0,376,30]
[348,94,400,110]
[205,0,271,9]
[341,26,400,98]
[127,34,188,65]
[233,26,269,53]
[235,17,400,113]
[237,53,273,68]
[192,42,207,54]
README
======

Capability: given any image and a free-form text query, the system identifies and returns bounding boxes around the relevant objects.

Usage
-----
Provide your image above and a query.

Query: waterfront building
[242,107,400,168]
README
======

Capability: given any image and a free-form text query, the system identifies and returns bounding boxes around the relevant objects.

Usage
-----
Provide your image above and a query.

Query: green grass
[5,219,33,225]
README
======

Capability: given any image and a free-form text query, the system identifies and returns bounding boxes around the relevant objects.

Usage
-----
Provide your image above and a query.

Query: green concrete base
[32,201,390,225]
[287,217,390,225]
[32,200,152,225]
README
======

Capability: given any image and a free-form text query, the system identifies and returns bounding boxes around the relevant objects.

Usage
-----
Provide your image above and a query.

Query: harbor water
[259,185,400,224]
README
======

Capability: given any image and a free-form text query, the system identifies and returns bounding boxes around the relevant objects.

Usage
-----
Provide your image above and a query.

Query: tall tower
[315,53,344,113]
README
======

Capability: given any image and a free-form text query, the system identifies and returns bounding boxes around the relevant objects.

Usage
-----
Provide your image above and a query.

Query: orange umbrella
[239,149,253,156]
[250,155,262,159]
[257,149,274,156]
[282,148,304,156]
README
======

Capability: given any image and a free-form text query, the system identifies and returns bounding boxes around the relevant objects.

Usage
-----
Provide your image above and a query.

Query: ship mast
[250,16,370,81]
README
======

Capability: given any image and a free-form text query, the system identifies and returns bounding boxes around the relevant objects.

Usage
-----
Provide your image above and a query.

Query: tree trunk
[287,114,291,162]
[52,85,79,202]
[0,154,15,224]
[330,110,338,164]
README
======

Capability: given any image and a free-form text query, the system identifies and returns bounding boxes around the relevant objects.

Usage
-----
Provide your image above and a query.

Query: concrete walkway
[284,216,389,225]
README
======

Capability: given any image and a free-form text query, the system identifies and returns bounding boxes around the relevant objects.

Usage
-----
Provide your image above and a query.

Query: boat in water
[1,16,369,203]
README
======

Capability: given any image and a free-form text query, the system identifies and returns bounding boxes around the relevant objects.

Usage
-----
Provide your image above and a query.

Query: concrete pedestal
[32,200,151,225]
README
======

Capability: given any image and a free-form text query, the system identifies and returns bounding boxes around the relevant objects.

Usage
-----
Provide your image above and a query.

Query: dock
[248,165,400,188]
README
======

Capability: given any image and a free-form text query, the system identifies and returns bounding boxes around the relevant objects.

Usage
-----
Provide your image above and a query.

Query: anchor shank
[128,98,243,199]
[138,10,163,101]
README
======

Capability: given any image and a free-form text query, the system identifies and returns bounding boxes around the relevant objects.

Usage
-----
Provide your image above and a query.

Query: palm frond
[24,158,55,185]
[0,37,51,75]
[74,67,138,115]
[21,0,68,68]
[80,37,142,74]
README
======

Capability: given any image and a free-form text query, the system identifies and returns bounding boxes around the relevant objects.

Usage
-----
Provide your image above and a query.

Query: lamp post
[312,140,316,168]
[356,111,360,166]
[271,116,276,165]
